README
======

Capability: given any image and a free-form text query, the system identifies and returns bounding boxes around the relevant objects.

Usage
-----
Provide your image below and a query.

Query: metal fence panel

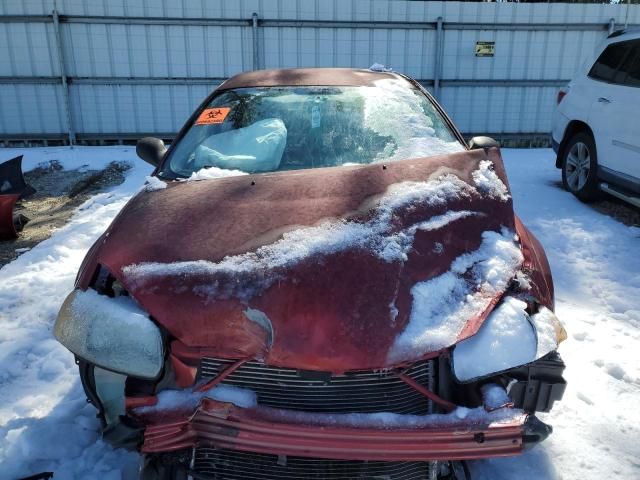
[0,83,65,134]
[1,0,639,144]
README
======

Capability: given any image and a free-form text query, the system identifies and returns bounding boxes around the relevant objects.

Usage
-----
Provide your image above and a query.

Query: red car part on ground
[0,155,35,240]
[0,193,21,240]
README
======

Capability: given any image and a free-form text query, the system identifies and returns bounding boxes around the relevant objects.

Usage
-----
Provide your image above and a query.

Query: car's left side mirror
[468,136,500,150]
[136,137,167,167]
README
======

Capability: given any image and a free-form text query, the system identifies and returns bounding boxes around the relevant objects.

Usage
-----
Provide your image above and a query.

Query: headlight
[452,296,566,382]
[54,289,164,379]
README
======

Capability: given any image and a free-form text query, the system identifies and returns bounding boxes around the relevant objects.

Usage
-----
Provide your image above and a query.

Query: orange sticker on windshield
[195,107,230,125]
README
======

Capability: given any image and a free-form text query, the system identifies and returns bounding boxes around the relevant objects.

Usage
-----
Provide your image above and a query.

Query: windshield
[161,78,464,178]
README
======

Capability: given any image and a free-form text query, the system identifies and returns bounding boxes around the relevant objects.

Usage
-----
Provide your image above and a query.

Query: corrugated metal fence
[1,0,639,146]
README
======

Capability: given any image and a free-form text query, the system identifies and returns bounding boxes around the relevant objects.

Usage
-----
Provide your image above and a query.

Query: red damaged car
[54,68,567,480]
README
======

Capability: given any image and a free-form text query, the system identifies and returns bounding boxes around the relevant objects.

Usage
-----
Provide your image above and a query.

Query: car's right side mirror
[468,136,500,150]
[136,137,167,167]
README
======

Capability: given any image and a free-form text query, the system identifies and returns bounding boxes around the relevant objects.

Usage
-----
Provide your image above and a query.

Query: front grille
[198,358,435,414]
[193,448,435,480]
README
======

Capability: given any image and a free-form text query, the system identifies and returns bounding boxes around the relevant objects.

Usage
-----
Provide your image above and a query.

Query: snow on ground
[0,147,150,479]
[0,147,638,479]
[469,149,640,480]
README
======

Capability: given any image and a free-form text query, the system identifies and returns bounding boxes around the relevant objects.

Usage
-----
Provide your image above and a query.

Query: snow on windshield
[364,79,464,161]
[165,81,464,178]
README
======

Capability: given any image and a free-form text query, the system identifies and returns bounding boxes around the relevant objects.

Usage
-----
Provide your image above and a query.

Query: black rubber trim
[598,165,640,195]
[78,359,108,429]
[522,415,553,449]
[506,352,567,413]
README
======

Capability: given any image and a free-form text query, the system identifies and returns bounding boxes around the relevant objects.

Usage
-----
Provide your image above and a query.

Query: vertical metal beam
[608,18,616,35]
[434,16,443,101]
[52,9,75,145]
[252,12,260,70]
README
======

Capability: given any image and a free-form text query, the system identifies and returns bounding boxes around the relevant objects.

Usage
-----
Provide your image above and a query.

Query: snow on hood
[142,176,167,191]
[184,165,248,182]
[388,228,523,362]
[122,175,482,301]
[87,149,520,370]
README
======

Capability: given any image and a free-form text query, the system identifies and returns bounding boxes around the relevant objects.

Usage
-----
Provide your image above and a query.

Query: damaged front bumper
[140,398,551,462]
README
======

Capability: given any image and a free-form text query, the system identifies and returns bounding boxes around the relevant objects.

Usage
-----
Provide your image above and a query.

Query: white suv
[552,29,640,208]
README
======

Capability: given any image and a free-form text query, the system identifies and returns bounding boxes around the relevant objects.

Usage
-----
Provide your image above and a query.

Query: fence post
[52,9,75,145]
[434,16,444,101]
[252,12,260,70]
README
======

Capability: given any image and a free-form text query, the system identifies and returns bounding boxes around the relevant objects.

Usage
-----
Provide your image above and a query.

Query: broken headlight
[54,289,164,379]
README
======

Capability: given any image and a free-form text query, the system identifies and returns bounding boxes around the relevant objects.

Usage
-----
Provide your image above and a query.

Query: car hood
[81,148,521,372]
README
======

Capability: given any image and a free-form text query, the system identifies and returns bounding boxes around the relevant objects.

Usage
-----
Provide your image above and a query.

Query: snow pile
[472,160,511,201]
[481,384,513,411]
[136,384,257,414]
[185,165,248,182]
[388,229,524,362]
[363,78,464,161]
[531,306,565,358]
[452,297,536,381]
[143,175,167,191]
[369,63,393,72]
[123,174,479,300]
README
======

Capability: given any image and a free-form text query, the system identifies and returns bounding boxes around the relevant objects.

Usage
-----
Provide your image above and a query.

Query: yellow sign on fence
[475,41,495,57]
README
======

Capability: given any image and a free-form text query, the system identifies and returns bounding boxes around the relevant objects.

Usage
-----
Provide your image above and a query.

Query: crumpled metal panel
[73,148,542,372]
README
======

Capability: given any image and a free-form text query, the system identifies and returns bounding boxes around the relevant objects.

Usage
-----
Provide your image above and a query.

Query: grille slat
[193,448,435,480]
[198,357,435,415]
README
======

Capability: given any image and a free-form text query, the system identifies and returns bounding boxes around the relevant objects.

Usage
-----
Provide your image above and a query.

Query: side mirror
[136,137,167,167]
[468,136,500,150]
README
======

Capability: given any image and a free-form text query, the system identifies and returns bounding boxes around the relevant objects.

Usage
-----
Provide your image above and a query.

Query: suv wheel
[561,132,599,202]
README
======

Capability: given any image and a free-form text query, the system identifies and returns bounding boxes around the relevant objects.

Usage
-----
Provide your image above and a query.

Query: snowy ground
[0,147,638,479]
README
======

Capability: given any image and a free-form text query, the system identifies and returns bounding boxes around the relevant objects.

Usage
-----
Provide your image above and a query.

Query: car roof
[218,68,405,90]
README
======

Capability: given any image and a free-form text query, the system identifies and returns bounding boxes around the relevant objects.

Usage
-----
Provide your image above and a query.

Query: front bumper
[141,398,550,461]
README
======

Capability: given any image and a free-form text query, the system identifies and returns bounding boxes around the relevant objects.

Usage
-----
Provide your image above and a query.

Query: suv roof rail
[608,26,640,39]
[608,29,626,39]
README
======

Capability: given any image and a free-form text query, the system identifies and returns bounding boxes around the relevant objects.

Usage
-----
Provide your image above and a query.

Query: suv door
[608,42,640,180]
[587,39,640,180]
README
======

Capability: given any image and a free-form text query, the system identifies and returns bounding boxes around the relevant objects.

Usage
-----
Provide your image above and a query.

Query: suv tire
[561,132,600,202]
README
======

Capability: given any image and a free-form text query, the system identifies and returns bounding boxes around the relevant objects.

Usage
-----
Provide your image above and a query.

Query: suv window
[588,40,633,83]
[621,43,640,87]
